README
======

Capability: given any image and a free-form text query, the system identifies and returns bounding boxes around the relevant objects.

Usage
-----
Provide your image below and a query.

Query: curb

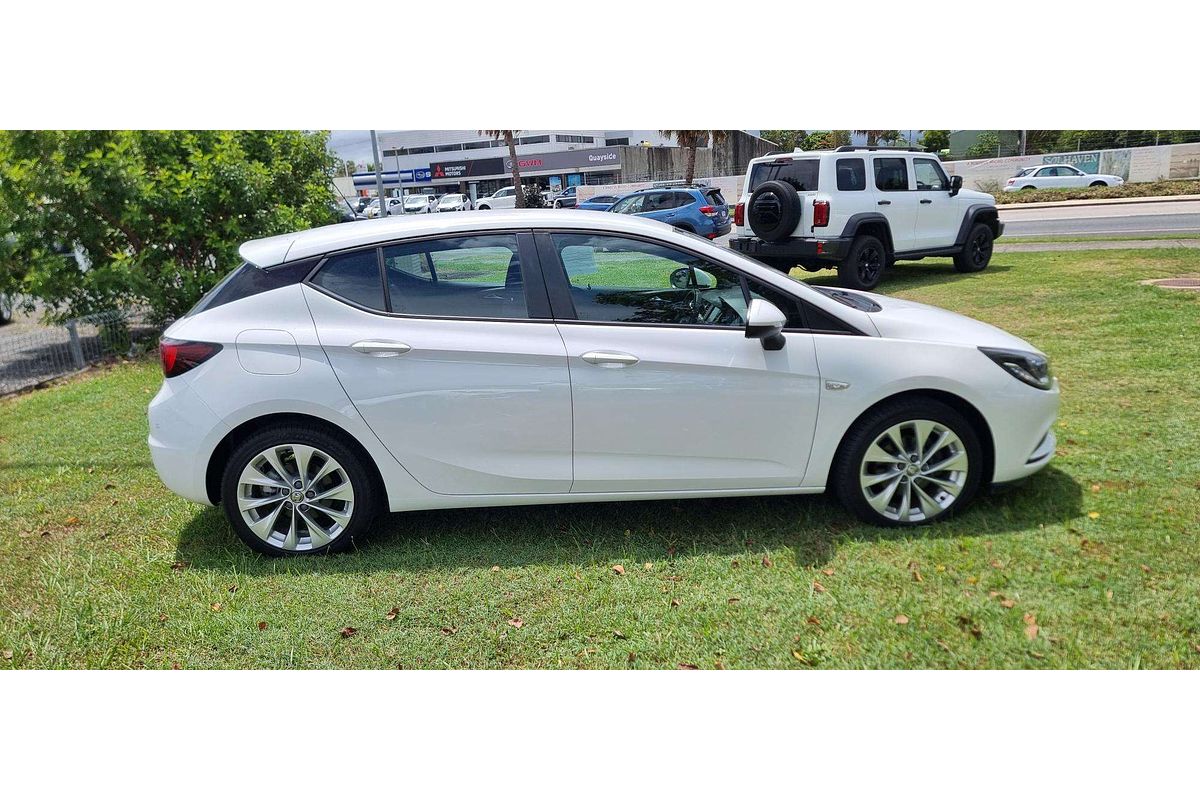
[997,194,1200,211]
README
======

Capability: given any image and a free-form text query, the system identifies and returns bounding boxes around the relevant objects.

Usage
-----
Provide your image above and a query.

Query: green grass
[999,232,1200,244]
[3,248,1200,669]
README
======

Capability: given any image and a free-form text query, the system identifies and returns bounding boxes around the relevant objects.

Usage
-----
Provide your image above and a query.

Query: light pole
[370,130,386,216]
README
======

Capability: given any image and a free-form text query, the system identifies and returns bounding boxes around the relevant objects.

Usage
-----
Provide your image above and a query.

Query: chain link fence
[0,309,159,396]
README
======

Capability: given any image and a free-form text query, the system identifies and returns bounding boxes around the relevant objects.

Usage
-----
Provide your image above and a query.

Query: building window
[518,135,550,145]
[406,146,434,155]
[434,143,463,153]
[555,135,594,144]
[462,140,492,150]
[605,137,629,146]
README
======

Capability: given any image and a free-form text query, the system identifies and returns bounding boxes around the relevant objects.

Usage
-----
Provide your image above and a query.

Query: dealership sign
[429,157,504,180]
[504,147,621,173]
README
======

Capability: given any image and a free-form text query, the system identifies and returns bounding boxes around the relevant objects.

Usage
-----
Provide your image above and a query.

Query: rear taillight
[160,338,222,378]
[699,205,718,217]
[812,200,830,227]
[733,202,745,226]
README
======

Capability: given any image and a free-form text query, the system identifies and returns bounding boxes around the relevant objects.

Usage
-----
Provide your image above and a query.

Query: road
[998,199,1200,237]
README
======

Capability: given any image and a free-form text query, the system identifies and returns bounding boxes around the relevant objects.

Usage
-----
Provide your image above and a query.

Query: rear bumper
[729,236,850,263]
[148,377,227,505]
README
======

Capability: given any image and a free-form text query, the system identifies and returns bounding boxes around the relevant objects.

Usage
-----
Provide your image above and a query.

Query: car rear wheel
[1089,181,1107,187]
[837,235,886,290]
[833,398,983,527]
[221,425,378,556]
[954,223,993,273]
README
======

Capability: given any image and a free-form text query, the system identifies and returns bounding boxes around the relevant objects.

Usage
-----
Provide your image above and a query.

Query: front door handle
[920,198,933,204]
[352,340,412,357]
[877,200,891,205]
[581,350,639,367]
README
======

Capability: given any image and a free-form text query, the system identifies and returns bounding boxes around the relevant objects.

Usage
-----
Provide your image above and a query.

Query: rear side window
[873,157,909,191]
[186,259,315,318]
[835,158,866,191]
[310,250,385,311]
[381,234,527,319]
[749,159,820,192]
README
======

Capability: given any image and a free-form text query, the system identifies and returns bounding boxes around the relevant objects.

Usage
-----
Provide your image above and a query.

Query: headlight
[979,347,1053,390]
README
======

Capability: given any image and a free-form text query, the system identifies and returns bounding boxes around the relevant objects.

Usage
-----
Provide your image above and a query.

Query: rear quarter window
[749,159,820,192]
[185,259,315,318]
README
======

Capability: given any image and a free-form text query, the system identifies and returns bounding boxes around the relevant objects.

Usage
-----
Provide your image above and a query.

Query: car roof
[240,210,688,267]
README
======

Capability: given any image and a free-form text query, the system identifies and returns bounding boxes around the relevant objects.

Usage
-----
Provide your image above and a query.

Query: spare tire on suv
[747,180,801,243]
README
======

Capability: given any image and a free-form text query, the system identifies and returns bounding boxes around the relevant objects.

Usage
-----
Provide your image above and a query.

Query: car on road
[553,186,578,208]
[730,146,1003,290]
[148,210,1059,556]
[436,193,472,212]
[476,186,518,210]
[608,186,732,239]
[1004,164,1125,192]
[402,194,437,214]
[576,194,620,211]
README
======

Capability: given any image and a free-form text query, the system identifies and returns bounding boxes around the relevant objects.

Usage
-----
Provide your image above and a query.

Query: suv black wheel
[832,397,983,527]
[747,180,801,242]
[838,235,886,290]
[220,424,379,556]
[954,223,993,273]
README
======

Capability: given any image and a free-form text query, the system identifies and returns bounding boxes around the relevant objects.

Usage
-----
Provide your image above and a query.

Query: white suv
[730,147,1003,290]
[475,186,518,210]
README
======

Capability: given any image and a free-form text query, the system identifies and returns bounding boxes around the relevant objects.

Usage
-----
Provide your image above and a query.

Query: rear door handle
[352,340,412,357]
[581,350,639,367]
[877,200,891,205]
[920,199,933,204]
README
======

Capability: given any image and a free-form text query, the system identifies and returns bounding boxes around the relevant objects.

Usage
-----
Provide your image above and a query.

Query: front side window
[836,158,866,191]
[749,159,820,192]
[552,233,748,327]
[382,234,526,319]
[913,158,949,190]
[640,192,676,213]
[873,157,909,191]
[310,250,385,310]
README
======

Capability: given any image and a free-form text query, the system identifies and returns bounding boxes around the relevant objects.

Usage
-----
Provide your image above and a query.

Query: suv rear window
[749,159,819,192]
[703,188,727,206]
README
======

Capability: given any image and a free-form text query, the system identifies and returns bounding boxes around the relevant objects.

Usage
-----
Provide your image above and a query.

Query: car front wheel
[221,425,377,556]
[954,223,993,273]
[833,398,983,527]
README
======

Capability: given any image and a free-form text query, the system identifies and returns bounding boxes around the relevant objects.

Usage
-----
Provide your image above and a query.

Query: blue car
[607,185,731,239]
[576,194,620,211]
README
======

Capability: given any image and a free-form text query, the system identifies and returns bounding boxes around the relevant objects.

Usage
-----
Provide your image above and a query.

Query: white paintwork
[1003,164,1124,192]
[733,149,996,254]
[436,194,472,212]
[475,186,517,210]
[151,211,1058,524]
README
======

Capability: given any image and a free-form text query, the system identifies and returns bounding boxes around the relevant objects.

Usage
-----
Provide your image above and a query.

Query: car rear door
[537,230,820,492]
[304,231,573,496]
[869,156,920,252]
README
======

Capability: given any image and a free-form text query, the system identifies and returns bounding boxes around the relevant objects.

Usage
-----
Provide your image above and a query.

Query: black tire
[747,180,801,242]
[220,424,379,557]
[477,204,490,210]
[832,397,983,527]
[837,235,887,290]
[1020,185,1036,190]
[954,223,993,273]
[1089,181,1106,188]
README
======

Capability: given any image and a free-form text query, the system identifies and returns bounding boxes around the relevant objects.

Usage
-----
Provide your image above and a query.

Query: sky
[328,130,375,163]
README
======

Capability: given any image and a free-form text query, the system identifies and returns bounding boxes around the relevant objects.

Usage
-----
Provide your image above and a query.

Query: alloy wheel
[971,231,992,266]
[859,420,969,522]
[858,245,883,284]
[236,444,355,552]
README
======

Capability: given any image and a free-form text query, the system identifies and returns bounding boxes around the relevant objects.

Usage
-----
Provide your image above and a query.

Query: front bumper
[729,235,850,263]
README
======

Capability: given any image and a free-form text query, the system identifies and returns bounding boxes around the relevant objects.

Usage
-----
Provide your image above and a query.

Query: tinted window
[703,188,727,206]
[749,159,819,192]
[1036,167,1057,177]
[186,260,314,318]
[873,158,909,191]
[552,233,748,327]
[914,158,948,190]
[641,192,676,212]
[382,235,526,319]
[836,158,866,191]
[610,194,645,214]
[674,192,696,208]
[311,250,385,310]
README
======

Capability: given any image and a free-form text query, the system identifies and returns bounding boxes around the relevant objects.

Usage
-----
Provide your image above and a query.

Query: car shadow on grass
[796,260,1015,293]
[174,467,1081,577]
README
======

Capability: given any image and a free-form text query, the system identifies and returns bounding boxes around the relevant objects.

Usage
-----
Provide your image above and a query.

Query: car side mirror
[745,298,786,351]
[949,175,963,197]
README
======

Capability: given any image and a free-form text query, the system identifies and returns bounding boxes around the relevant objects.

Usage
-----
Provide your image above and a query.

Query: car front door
[304,232,573,495]
[636,191,680,225]
[538,231,821,492]
[912,158,961,249]
[869,156,920,253]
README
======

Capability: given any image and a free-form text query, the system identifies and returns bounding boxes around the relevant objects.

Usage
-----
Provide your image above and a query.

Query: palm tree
[479,130,525,208]
[658,130,729,185]
[853,130,902,147]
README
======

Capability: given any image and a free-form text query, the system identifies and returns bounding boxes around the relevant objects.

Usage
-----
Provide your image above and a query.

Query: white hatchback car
[1004,164,1125,192]
[149,211,1059,556]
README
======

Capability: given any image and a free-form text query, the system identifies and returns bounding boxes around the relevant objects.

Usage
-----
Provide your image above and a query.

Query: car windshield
[442,194,462,202]
[405,196,426,204]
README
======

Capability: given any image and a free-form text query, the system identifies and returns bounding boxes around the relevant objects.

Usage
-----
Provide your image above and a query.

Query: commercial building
[343,130,773,201]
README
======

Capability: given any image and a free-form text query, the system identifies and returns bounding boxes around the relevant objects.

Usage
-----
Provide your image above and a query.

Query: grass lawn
[999,232,1200,244]
[2,248,1199,669]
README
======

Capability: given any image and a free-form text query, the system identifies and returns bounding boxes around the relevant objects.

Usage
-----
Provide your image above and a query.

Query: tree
[0,130,338,322]
[964,132,1001,159]
[480,130,525,208]
[658,130,729,184]
[760,130,806,151]
[801,130,851,150]
[920,130,950,153]
[854,130,902,146]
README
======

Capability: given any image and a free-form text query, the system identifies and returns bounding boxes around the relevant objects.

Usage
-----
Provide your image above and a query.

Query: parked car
[608,186,731,239]
[350,196,371,214]
[402,194,436,214]
[730,146,1003,290]
[540,189,557,207]
[1003,164,1124,192]
[436,193,472,212]
[476,186,518,210]
[552,186,578,208]
[365,197,404,218]
[149,210,1059,555]
[576,194,620,211]
[331,199,363,223]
